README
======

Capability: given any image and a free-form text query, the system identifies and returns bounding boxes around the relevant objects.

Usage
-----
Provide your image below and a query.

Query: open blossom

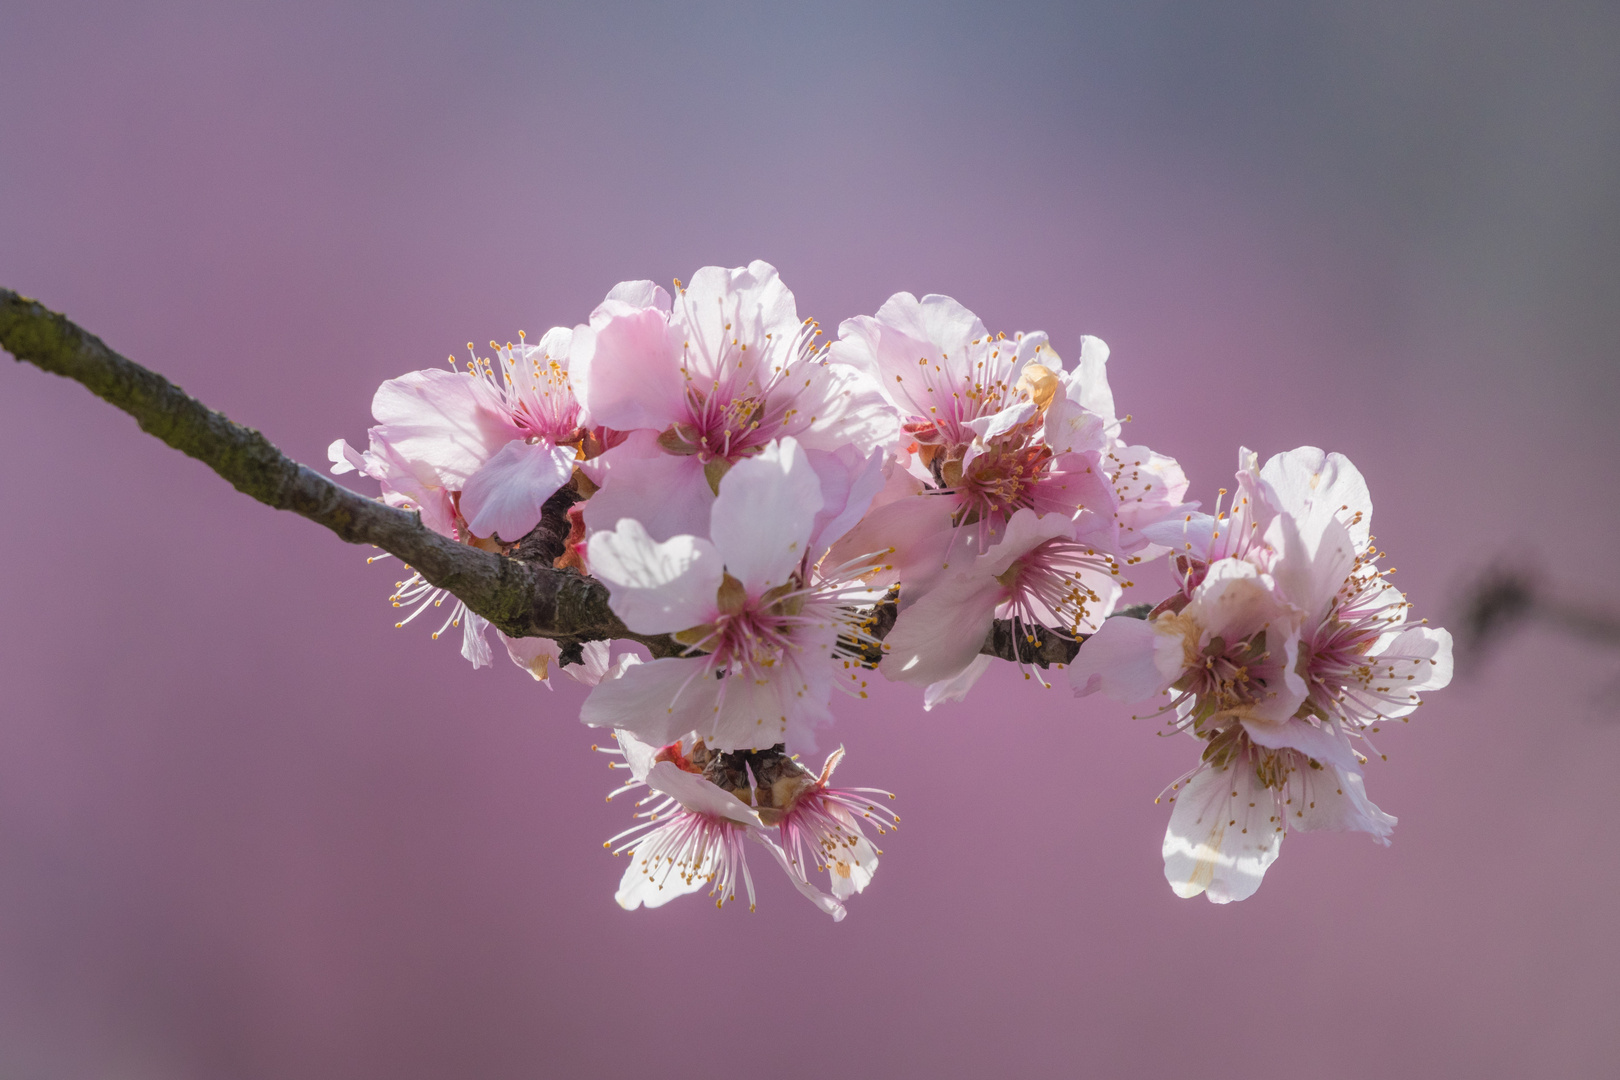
[580,437,885,753]
[828,296,1187,629]
[573,262,897,542]
[337,327,588,543]
[1071,446,1452,902]
[602,731,892,918]
[765,746,899,902]
[879,507,1124,695]
[330,327,596,667]
[604,731,775,913]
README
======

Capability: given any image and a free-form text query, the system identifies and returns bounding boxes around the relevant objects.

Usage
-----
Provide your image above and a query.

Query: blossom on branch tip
[1071,446,1452,902]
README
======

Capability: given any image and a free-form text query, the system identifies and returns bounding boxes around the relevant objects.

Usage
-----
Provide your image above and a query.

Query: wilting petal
[1162,764,1283,903]
[460,438,577,542]
[587,520,722,634]
[709,437,824,594]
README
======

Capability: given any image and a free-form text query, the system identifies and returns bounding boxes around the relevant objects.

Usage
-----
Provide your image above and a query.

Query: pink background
[2,3,1617,1076]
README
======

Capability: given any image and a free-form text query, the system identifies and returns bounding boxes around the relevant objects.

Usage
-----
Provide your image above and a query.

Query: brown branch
[0,287,674,656]
[2,287,1108,668]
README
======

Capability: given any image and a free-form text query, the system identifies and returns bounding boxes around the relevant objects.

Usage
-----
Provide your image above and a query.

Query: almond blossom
[573,262,896,542]
[330,327,595,665]
[580,437,885,753]
[601,731,860,918]
[827,296,1187,632]
[1071,446,1452,903]
[879,507,1124,696]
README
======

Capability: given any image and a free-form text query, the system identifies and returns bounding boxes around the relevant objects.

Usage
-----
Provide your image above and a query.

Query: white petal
[1067,334,1117,429]
[879,572,1004,688]
[614,822,712,910]
[460,438,577,542]
[758,832,847,921]
[965,401,1038,446]
[612,728,661,783]
[1067,616,1181,703]
[501,633,560,685]
[1260,447,1372,552]
[922,653,993,710]
[709,437,824,594]
[1162,763,1283,903]
[328,438,365,475]
[1291,764,1396,842]
[460,613,493,669]
[1240,716,1361,773]
[1362,625,1454,718]
[586,520,722,634]
[1267,511,1356,621]
[1184,559,1300,646]
[590,279,672,325]
[581,657,718,746]
[645,762,762,826]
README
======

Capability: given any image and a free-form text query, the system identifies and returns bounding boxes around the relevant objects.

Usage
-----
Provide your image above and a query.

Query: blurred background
[2,2,1617,1076]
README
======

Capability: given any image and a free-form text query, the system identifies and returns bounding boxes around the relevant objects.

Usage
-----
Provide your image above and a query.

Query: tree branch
[2,287,1104,668]
[0,287,674,655]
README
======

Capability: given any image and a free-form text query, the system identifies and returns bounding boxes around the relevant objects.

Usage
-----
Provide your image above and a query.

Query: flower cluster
[331,260,1451,914]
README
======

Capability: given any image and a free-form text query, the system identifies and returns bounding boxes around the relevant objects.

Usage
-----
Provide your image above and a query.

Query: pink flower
[827,297,1186,643]
[365,329,585,543]
[580,438,884,753]
[765,746,898,903]
[1072,446,1453,902]
[330,328,596,668]
[601,731,852,918]
[573,262,896,542]
[880,508,1124,695]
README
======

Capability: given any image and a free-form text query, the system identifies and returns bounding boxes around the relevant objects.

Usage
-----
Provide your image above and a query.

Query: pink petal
[370,369,517,485]
[571,308,686,432]
[460,439,577,542]
[586,520,722,634]
[581,433,714,543]
[1067,615,1181,702]
[710,437,823,594]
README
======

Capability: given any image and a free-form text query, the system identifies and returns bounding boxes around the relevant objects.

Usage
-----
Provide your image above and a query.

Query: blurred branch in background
[1454,564,1620,669]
